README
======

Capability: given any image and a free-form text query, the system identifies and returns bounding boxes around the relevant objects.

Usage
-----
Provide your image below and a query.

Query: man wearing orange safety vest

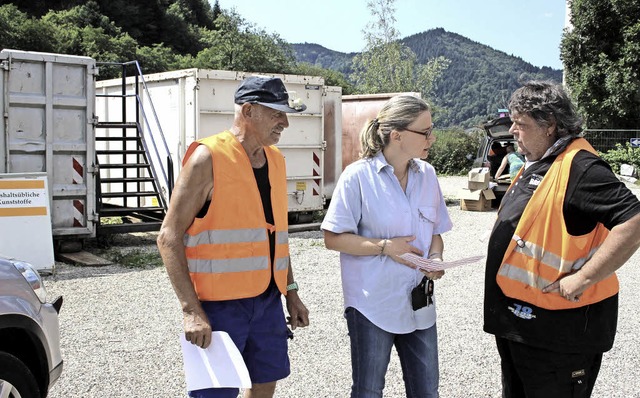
[483,81,640,398]
[158,76,310,398]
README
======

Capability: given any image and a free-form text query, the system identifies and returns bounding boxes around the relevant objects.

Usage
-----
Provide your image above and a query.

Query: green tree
[136,44,181,74]
[163,1,208,55]
[350,0,449,100]
[41,2,141,76]
[0,4,57,52]
[212,0,222,22]
[427,128,477,175]
[192,9,295,73]
[561,0,640,128]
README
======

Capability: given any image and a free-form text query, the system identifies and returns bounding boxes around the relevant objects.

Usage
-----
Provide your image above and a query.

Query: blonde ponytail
[358,95,431,159]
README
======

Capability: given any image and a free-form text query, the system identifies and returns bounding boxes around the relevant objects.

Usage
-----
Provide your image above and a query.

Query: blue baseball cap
[234,76,306,113]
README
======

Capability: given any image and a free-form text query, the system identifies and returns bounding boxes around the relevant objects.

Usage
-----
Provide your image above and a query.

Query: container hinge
[90,65,99,76]
[0,60,9,70]
[321,141,327,151]
[87,212,98,222]
[87,163,99,174]
[90,116,99,126]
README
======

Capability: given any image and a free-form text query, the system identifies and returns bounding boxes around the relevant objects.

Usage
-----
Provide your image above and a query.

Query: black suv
[0,256,63,397]
[471,115,515,201]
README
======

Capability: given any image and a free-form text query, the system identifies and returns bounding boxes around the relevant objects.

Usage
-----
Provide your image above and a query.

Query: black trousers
[495,337,603,398]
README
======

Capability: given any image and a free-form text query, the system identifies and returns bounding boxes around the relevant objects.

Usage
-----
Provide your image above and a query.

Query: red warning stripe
[72,157,84,185]
[312,152,321,196]
[72,158,85,226]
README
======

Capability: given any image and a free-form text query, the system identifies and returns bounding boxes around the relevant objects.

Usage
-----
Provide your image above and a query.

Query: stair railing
[95,61,174,210]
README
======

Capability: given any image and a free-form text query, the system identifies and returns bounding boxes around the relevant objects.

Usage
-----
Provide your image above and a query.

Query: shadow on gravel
[48,232,163,282]
[290,230,323,240]
[44,263,139,282]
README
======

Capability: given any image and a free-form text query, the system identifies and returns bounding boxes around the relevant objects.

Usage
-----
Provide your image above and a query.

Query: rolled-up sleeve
[321,169,361,235]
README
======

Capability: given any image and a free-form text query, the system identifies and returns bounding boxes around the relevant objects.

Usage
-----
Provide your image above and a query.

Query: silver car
[0,256,63,397]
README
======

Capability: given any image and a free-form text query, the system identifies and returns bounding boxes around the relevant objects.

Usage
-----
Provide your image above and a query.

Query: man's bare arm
[157,145,214,348]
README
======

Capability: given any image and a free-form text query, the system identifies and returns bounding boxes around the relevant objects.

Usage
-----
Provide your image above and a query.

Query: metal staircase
[94,62,173,235]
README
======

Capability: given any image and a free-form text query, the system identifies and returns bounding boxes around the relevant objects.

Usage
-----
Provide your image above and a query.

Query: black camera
[411,277,434,311]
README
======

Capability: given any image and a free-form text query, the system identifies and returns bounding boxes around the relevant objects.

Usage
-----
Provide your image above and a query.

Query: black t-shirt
[483,148,640,353]
[252,162,276,268]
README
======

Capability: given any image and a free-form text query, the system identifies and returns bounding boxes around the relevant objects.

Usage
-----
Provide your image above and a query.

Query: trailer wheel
[56,239,84,253]
[288,212,314,225]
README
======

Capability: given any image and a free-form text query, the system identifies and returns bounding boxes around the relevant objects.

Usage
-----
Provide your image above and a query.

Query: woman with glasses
[321,95,452,398]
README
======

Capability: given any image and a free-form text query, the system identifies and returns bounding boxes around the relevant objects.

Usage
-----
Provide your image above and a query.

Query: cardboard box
[468,167,490,183]
[458,188,496,212]
[468,180,489,190]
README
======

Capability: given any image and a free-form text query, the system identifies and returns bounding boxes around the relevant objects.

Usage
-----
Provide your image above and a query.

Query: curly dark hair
[508,81,583,138]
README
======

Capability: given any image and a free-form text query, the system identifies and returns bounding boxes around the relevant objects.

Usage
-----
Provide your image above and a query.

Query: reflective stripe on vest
[510,234,601,274]
[184,227,267,247]
[499,237,601,290]
[497,138,619,310]
[183,132,290,301]
[184,228,290,274]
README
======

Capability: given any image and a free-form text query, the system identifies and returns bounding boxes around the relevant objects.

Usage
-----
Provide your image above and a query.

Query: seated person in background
[487,141,507,176]
[494,143,524,180]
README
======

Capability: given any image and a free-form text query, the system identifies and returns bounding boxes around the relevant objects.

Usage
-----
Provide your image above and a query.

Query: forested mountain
[0,0,219,56]
[1,0,562,128]
[293,43,356,75]
[0,0,296,79]
[293,28,563,128]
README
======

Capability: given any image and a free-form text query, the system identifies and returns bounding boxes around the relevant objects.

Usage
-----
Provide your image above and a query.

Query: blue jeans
[345,307,439,398]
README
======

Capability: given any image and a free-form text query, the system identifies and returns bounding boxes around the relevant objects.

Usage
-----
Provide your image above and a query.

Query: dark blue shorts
[188,284,290,398]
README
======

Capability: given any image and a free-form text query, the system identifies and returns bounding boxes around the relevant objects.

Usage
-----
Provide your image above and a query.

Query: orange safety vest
[182,131,290,301]
[496,138,619,310]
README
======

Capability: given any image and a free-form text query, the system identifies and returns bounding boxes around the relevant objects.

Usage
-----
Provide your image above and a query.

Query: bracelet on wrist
[428,252,442,260]
[379,239,389,255]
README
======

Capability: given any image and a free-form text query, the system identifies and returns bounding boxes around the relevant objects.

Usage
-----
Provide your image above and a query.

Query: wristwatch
[286,282,299,292]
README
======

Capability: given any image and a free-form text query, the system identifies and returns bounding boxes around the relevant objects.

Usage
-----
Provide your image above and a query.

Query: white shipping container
[95,69,328,215]
[0,49,97,238]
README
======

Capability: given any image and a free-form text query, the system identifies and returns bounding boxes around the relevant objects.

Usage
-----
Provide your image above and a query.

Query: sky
[215,0,568,70]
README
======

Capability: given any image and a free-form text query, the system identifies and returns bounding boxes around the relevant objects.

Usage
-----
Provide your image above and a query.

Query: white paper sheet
[180,331,251,391]
[399,254,485,272]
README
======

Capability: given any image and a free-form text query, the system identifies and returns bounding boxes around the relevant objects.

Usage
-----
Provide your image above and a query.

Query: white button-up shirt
[321,152,453,334]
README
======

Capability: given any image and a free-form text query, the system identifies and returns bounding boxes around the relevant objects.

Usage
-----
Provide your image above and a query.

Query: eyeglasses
[403,125,434,139]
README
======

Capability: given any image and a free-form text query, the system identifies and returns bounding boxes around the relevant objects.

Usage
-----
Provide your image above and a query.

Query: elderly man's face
[250,104,290,146]
[509,112,555,161]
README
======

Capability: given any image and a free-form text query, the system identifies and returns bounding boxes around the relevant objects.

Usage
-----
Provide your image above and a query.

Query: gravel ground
[44,176,640,398]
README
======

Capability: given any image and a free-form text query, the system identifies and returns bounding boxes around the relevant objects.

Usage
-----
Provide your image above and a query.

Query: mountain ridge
[292,28,562,128]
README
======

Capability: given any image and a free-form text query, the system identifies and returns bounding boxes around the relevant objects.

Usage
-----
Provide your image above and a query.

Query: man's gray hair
[509,81,583,138]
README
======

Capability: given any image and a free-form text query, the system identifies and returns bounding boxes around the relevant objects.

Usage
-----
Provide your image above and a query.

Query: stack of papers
[180,331,251,391]
[398,254,485,272]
